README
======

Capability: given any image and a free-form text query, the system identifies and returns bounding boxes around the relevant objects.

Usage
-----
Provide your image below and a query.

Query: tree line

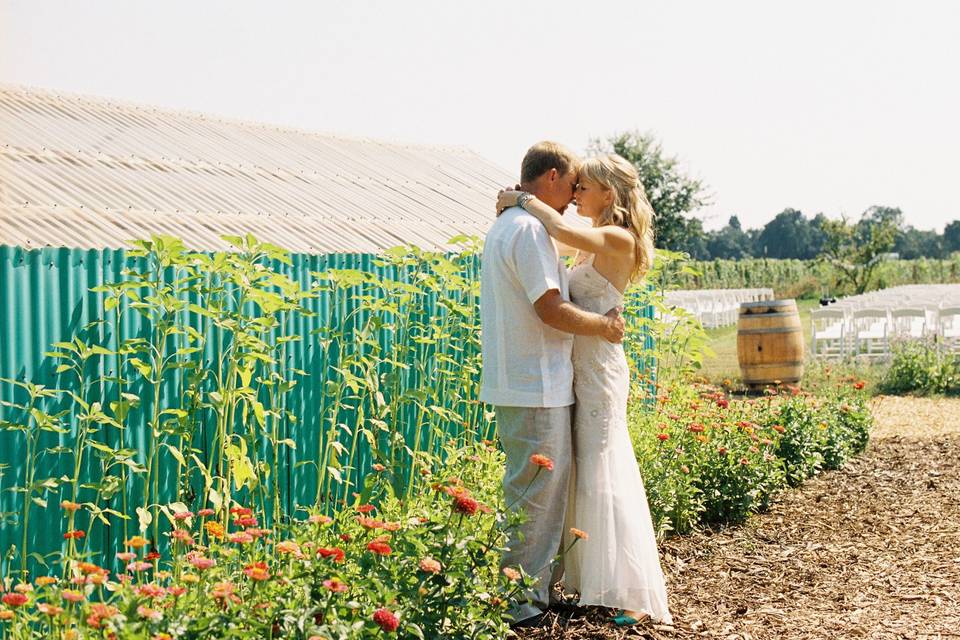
[594,131,959,262]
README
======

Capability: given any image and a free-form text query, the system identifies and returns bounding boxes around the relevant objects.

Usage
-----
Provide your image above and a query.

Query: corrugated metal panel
[0,85,521,252]
[0,244,496,572]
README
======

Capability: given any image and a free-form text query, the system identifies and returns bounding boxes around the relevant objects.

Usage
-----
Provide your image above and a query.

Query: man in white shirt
[480,141,625,628]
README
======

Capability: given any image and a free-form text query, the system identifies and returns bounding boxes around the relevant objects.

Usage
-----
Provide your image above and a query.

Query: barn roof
[0,85,517,253]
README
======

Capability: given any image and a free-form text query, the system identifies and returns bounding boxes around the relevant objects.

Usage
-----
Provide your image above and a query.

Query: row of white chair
[664,288,775,329]
[811,305,960,361]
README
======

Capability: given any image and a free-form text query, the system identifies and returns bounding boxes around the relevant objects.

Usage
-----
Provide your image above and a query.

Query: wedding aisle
[515,396,960,639]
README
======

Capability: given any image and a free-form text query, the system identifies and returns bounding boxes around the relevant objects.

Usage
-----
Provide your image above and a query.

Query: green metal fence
[0,243,653,575]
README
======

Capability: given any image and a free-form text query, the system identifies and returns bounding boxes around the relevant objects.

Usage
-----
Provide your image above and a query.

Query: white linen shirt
[479,207,574,408]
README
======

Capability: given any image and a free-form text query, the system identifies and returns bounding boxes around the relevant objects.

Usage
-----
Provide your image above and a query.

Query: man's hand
[602,306,625,344]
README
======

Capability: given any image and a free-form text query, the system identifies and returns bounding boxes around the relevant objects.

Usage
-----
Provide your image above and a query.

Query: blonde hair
[520,141,580,184]
[579,154,655,282]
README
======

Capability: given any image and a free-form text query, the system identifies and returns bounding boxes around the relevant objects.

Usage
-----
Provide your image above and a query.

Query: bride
[496,153,672,626]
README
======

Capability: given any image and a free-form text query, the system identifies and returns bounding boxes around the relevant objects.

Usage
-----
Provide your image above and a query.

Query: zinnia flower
[125,536,148,549]
[205,522,225,539]
[529,454,554,471]
[188,554,216,571]
[453,495,479,516]
[372,608,399,633]
[656,433,669,441]
[243,562,270,581]
[569,527,589,541]
[61,590,84,603]
[37,602,63,616]
[308,514,332,525]
[276,540,303,557]
[60,500,81,513]
[366,541,392,556]
[356,504,375,514]
[116,552,136,562]
[35,576,57,587]
[418,557,442,574]
[317,547,346,563]
[137,605,162,621]
[323,578,349,592]
[1,593,27,607]
[197,508,215,517]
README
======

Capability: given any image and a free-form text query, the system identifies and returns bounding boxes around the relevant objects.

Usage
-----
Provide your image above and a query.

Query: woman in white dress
[496,153,672,626]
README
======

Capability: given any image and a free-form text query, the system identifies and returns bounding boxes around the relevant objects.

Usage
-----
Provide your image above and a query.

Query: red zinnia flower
[372,608,399,632]
[197,508,215,517]
[688,423,705,433]
[853,380,866,390]
[1,593,27,607]
[656,433,669,441]
[453,495,479,516]
[366,541,392,556]
[356,504,375,514]
[317,547,346,563]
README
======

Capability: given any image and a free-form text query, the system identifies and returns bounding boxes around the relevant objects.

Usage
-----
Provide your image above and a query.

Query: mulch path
[515,396,960,639]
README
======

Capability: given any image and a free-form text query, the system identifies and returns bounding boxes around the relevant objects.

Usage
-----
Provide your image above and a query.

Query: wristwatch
[516,192,534,210]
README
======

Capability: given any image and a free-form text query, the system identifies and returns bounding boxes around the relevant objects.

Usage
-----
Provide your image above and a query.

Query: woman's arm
[497,191,634,259]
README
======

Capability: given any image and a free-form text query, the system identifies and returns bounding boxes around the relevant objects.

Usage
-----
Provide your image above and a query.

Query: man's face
[539,168,579,214]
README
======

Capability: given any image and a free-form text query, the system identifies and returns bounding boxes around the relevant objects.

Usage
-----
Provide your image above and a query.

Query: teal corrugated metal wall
[0,244,654,576]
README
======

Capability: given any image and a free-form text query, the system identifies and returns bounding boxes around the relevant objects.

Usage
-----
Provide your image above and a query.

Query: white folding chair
[810,308,846,360]
[890,308,927,340]
[852,308,890,361]
[938,306,960,354]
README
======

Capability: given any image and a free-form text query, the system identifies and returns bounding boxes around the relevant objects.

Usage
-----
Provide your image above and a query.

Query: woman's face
[573,176,613,222]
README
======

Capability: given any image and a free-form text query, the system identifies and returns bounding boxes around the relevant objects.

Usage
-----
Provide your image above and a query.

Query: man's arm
[533,289,624,343]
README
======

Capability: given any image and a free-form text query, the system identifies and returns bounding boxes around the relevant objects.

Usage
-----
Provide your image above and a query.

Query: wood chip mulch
[515,396,960,639]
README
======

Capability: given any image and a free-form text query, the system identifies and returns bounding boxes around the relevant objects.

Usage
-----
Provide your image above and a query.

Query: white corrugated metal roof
[0,85,519,253]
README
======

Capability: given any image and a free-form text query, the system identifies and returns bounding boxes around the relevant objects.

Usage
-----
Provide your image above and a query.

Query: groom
[479,141,625,627]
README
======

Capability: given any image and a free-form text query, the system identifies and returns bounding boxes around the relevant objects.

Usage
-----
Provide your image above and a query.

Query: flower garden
[0,236,874,639]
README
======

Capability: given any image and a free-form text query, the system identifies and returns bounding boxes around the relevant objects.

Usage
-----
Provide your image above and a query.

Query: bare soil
[515,396,960,640]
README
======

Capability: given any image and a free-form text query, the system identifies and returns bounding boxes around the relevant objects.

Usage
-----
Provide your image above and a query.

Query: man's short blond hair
[520,141,580,184]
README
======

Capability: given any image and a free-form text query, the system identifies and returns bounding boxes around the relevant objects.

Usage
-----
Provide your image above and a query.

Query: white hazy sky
[2,0,958,231]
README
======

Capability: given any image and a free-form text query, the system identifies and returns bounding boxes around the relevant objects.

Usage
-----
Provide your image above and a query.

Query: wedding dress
[562,255,673,624]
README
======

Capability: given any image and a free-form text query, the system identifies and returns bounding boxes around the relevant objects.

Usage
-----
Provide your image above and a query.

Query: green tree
[590,131,709,250]
[820,208,899,294]
[706,215,753,259]
[755,208,816,259]
[944,220,960,254]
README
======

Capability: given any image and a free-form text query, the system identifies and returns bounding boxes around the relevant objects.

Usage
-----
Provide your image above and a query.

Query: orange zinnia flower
[529,454,554,471]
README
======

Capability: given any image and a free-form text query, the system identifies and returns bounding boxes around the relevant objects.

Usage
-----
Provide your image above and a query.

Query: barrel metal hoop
[738,311,800,318]
[740,300,796,309]
[737,326,802,335]
[741,361,805,368]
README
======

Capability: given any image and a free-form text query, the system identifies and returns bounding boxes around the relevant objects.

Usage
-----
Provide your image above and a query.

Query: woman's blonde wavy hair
[579,153,656,282]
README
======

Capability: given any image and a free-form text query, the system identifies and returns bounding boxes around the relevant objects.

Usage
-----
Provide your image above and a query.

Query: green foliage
[630,366,871,532]
[667,255,960,298]
[589,131,709,253]
[0,442,531,638]
[878,340,960,396]
[819,207,899,294]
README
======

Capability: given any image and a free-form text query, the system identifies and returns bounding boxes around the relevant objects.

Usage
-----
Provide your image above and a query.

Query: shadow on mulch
[516,399,960,639]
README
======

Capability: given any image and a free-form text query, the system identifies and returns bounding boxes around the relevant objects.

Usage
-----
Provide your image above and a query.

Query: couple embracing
[479,142,672,629]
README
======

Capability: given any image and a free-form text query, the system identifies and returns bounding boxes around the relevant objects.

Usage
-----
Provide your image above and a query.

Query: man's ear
[546,168,559,183]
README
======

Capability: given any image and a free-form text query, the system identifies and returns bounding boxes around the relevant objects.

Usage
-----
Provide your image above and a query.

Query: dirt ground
[516,396,960,640]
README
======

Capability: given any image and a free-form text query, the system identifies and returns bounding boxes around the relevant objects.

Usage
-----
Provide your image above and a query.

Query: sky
[2,0,958,232]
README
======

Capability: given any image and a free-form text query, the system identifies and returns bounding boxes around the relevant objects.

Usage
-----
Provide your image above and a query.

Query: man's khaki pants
[496,405,573,623]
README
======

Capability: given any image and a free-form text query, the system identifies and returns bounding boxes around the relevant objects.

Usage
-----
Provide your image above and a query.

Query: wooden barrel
[737,299,805,386]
